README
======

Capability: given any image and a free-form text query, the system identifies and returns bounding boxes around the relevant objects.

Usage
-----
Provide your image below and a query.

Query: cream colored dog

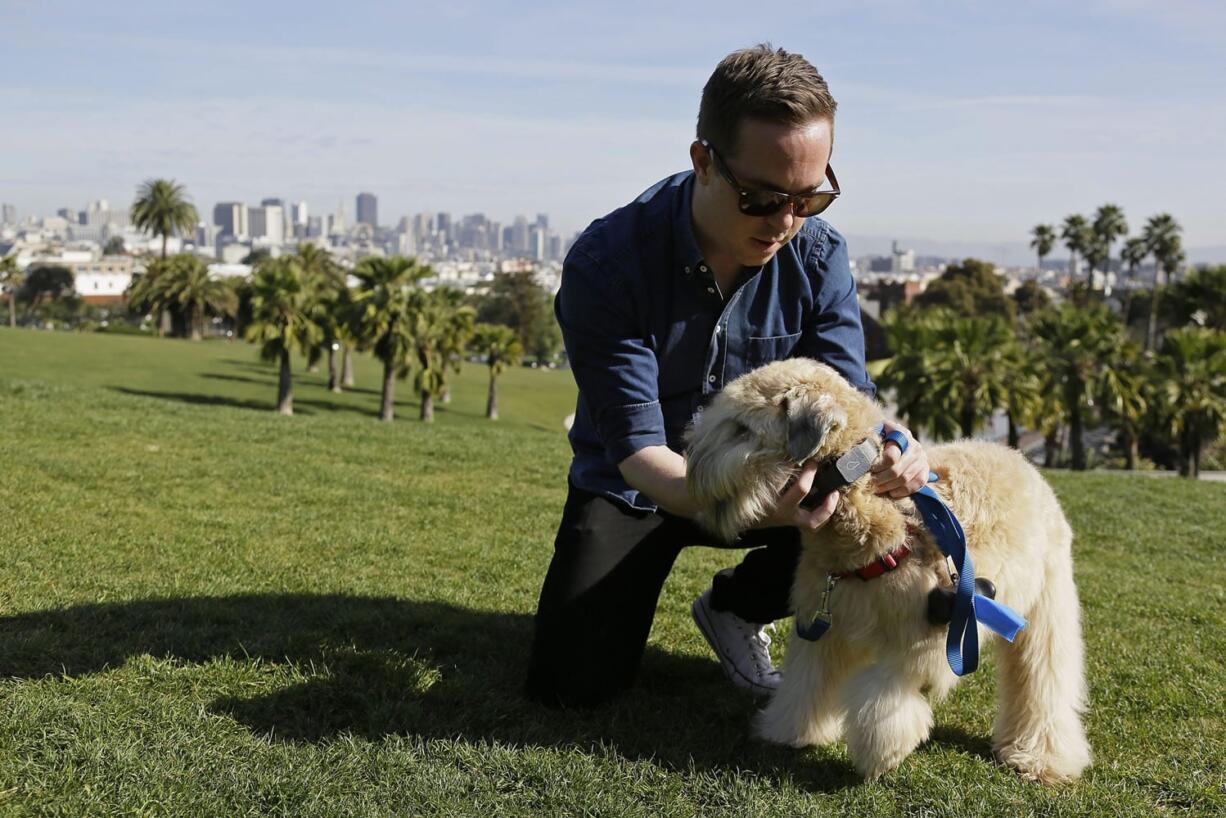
[685,358,1090,783]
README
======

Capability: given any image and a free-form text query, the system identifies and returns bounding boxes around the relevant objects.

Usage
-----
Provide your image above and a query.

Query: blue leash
[795,428,1026,677]
[884,429,1025,676]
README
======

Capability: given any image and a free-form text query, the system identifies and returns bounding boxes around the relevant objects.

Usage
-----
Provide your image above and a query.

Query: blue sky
[2,0,1224,259]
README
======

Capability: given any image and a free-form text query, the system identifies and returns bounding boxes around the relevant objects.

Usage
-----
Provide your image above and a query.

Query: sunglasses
[701,139,840,217]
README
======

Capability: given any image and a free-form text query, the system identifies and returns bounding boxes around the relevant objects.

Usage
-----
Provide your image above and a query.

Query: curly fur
[684,358,1091,783]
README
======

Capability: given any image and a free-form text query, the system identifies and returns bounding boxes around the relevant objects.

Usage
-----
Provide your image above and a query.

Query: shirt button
[714,325,721,334]
[699,264,708,273]
[708,374,717,383]
[706,286,715,295]
[684,266,691,275]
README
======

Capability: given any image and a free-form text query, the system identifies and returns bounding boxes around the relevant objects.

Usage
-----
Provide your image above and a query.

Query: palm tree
[406,288,475,422]
[878,307,957,440]
[245,257,322,415]
[1030,224,1056,275]
[1092,204,1128,292]
[1061,214,1090,299]
[160,255,237,340]
[1142,213,1184,352]
[1002,334,1045,449]
[126,260,175,336]
[297,244,349,392]
[429,287,475,407]
[471,323,523,420]
[1,255,23,328]
[130,179,198,260]
[350,256,429,422]
[927,314,1017,438]
[131,179,198,336]
[1097,339,1149,470]
[1032,303,1125,470]
[1154,328,1226,478]
[1120,236,1149,331]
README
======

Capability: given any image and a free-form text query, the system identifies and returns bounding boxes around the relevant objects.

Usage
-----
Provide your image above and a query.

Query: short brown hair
[697,44,836,157]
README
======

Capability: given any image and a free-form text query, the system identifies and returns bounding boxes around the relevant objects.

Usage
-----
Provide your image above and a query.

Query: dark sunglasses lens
[795,193,837,217]
[738,192,788,217]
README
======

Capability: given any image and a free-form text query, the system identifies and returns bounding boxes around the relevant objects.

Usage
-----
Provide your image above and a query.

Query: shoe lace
[751,622,775,651]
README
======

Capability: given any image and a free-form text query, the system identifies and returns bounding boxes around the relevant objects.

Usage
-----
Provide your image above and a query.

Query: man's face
[691,117,833,269]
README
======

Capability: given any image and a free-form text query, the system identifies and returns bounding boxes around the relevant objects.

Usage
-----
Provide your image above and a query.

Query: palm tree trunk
[159,308,172,337]
[161,233,168,259]
[1044,428,1059,467]
[277,348,293,416]
[380,358,395,422]
[1191,432,1201,479]
[1124,430,1138,470]
[1006,411,1019,449]
[1145,267,1163,352]
[441,385,451,404]
[342,346,355,387]
[327,345,341,393]
[420,390,434,422]
[190,305,202,341]
[486,370,498,420]
[1070,402,1086,470]
[7,294,14,328]
[959,402,975,438]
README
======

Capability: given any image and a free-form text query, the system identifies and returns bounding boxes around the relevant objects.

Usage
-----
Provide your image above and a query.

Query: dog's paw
[995,737,1091,784]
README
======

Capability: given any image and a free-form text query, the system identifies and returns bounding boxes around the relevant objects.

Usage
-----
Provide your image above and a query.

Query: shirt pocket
[746,332,803,368]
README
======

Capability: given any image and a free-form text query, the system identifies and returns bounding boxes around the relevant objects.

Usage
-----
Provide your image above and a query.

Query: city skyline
[3,2,1225,260]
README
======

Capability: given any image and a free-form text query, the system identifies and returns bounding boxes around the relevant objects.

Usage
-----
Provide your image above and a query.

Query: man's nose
[765,203,797,236]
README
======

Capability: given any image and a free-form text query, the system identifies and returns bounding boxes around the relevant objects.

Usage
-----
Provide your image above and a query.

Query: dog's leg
[992,534,1091,784]
[755,633,860,748]
[841,656,933,779]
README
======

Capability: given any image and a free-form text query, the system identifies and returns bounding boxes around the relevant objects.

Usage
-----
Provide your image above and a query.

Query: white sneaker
[691,588,782,696]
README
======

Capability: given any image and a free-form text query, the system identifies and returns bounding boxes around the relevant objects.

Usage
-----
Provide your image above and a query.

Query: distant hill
[845,234,1226,268]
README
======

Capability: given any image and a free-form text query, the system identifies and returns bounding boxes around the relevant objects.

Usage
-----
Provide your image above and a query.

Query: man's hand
[754,460,840,533]
[872,420,930,498]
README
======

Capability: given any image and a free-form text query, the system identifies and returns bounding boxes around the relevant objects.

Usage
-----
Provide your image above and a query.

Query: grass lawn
[0,327,1223,817]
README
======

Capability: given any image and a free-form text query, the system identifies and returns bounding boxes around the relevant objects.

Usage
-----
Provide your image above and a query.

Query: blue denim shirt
[557,170,874,511]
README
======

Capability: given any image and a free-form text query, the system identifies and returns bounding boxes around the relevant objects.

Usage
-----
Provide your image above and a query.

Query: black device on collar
[799,437,878,508]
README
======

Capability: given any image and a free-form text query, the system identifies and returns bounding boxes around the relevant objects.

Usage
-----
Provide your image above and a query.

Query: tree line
[1,178,561,423]
[878,243,1226,478]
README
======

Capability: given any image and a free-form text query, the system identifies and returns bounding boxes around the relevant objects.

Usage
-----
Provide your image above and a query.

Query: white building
[248,205,284,246]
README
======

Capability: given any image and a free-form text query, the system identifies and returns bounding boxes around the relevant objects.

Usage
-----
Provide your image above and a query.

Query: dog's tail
[991,517,1092,783]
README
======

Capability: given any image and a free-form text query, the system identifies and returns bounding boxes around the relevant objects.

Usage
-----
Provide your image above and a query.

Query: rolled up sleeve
[556,247,667,464]
[799,226,877,399]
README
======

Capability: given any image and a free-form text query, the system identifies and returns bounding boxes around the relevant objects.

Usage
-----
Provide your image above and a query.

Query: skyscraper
[249,204,285,246]
[356,192,378,227]
[1,204,15,225]
[213,202,249,238]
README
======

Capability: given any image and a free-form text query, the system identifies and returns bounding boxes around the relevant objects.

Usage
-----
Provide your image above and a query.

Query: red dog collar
[834,543,912,581]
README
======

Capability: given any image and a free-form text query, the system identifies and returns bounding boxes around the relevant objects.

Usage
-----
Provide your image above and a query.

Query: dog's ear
[784,388,846,463]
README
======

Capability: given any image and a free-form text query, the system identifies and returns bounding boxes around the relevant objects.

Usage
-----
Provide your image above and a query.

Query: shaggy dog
[685,358,1090,783]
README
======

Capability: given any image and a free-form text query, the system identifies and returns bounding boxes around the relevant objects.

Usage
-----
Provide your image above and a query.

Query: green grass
[1,327,1223,817]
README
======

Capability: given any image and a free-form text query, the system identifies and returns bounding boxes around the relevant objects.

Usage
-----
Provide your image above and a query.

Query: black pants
[525,482,800,707]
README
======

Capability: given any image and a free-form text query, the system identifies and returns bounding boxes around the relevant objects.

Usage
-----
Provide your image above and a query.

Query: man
[525,45,928,707]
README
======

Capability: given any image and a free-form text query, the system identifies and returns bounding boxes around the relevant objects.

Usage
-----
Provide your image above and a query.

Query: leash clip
[818,573,840,618]
[945,555,959,586]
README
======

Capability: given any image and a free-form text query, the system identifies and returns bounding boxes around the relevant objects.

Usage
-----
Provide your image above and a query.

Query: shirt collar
[672,172,707,277]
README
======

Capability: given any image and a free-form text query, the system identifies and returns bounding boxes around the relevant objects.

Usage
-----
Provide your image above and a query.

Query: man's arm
[619,446,840,532]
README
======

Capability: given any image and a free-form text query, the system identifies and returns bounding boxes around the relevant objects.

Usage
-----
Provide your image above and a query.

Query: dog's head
[684,358,885,541]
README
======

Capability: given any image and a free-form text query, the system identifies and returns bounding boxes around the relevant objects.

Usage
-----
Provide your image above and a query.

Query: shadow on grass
[109,386,308,414]
[110,386,413,420]
[0,593,872,791]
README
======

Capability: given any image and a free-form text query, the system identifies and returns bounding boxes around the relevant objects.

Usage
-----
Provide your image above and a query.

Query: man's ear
[690,140,712,184]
